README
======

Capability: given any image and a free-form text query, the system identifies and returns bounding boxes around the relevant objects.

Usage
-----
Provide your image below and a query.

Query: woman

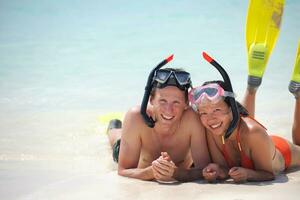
[188,52,300,182]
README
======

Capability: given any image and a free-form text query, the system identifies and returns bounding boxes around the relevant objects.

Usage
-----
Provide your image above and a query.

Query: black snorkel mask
[140,55,192,128]
[202,52,239,139]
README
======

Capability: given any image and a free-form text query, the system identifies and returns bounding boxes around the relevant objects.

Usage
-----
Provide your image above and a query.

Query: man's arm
[190,111,211,169]
[117,107,154,181]
[174,110,211,182]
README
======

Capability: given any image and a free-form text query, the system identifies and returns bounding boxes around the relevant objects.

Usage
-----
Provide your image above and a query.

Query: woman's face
[197,99,232,136]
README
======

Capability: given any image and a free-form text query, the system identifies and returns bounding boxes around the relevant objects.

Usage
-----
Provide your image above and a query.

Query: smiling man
[107,57,210,182]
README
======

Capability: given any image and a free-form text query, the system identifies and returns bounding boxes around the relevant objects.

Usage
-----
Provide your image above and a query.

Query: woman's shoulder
[241,117,270,143]
[241,117,275,159]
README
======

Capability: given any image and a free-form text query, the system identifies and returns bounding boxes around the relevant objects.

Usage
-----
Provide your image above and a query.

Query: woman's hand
[228,167,248,183]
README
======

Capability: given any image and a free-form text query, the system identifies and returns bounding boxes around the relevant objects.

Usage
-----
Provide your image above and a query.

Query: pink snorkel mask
[188,83,235,111]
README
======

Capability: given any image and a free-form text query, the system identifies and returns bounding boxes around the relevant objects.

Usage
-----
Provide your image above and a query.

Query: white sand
[1,112,299,200]
[1,157,299,200]
[14,169,300,200]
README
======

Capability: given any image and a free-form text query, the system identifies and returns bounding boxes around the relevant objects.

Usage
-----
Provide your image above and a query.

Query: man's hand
[152,152,177,182]
[202,163,223,182]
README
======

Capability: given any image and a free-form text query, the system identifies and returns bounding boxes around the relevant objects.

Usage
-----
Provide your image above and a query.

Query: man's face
[150,86,188,126]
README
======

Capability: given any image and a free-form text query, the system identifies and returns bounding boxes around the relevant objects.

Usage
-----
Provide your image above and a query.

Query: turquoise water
[0,0,299,112]
[0,0,299,198]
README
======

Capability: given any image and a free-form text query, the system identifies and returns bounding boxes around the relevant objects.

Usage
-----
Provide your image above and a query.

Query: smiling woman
[197,99,232,134]
[1,0,300,199]
[189,52,300,183]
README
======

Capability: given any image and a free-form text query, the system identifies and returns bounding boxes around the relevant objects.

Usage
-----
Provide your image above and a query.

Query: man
[107,56,210,182]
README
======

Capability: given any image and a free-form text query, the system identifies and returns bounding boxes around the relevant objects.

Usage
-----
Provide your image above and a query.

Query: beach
[0,0,300,199]
[2,113,300,200]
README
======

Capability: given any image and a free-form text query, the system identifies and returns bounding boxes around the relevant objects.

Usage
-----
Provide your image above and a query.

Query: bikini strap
[221,136,235,168]
[236,120,243,152]
[222,116,264,168]
[236,117,256,169]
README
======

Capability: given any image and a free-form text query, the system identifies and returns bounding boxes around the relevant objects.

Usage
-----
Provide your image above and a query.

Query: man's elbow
[117,166,126,177]
[261,170,276,181]
[267,172,275,181]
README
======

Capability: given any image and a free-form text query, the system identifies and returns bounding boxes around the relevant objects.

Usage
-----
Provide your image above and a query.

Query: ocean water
[0,0,299,199]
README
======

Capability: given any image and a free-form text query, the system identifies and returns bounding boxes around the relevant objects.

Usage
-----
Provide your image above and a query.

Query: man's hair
[151,68,189,103]
[150,87,189,103]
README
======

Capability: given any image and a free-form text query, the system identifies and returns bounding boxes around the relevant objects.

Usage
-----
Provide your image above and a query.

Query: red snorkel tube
[202,52,239,139]
[140,54,174,128]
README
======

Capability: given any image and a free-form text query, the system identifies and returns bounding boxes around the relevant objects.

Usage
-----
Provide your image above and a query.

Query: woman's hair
[202,80,249,117]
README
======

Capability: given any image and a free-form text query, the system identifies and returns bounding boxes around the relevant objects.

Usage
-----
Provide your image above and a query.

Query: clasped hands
[152,152,177,182]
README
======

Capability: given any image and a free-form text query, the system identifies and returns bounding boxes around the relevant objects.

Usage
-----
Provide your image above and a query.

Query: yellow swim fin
[98,112,124,125]
[98,112,124,134]
[246,0,285,87]
[289,41,300,97]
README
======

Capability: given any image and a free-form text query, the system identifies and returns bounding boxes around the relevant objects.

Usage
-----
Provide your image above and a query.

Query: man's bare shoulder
[181,107,204,132]
[123,105,148,132]
[126,105,142,117]
[182,108,201,124]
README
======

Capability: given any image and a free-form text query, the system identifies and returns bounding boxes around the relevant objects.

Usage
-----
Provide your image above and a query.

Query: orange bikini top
[221,116,267,169]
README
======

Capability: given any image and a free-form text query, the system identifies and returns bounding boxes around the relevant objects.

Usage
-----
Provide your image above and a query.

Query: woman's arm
[203,131,231,181]
[228,167,274,182]
[230,127,275,182]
